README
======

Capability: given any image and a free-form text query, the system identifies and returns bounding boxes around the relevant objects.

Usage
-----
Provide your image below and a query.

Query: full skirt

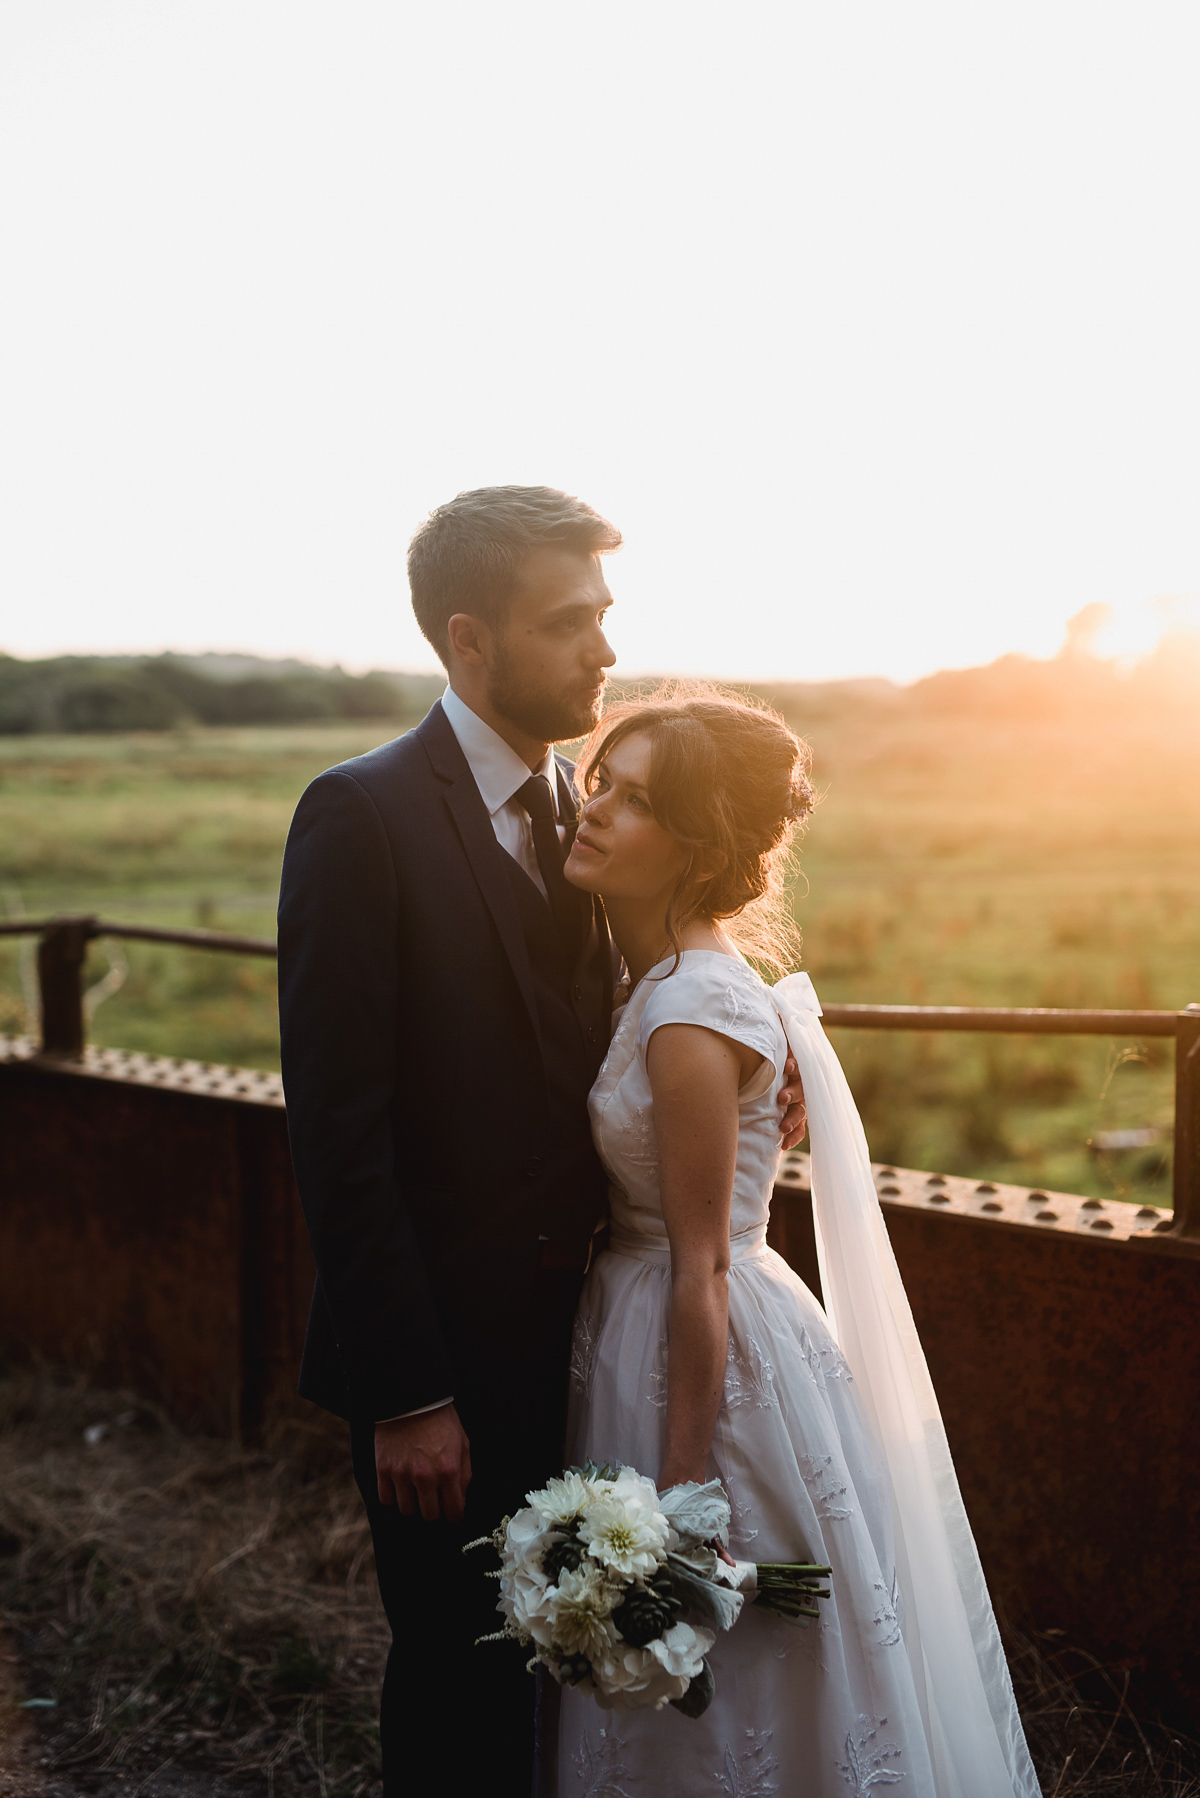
[554,1242,941,1796]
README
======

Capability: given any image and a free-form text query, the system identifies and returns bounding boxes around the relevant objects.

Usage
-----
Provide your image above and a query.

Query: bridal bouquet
[466,1462,831,1717]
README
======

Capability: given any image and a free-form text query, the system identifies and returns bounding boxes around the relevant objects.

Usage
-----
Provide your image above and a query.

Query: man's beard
[487,643,604,744]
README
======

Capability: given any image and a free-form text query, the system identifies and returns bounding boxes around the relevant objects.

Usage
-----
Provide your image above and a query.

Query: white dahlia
[536,1563,619,1659]
[580,1468,669,1578]
[527,1469,604,1528]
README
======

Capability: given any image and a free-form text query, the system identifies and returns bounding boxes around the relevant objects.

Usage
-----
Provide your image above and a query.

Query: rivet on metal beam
[880,1185,901,1196]
[926,1175,947,1186]
[981,1201,1003,1213]
[976,1182,998,1194]
[1091,1219,1114,1231]
[1036,1209,1059,1221]
[1136,1207,1160,1219]
[1081,1198,1104,1210]
[929,1192,951,1204]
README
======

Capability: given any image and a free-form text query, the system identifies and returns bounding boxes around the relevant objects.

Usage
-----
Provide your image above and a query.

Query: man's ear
[446,613,490,668]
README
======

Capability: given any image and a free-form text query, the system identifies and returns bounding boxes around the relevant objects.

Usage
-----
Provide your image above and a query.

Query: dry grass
[0,1371,386,1796]
[1006,1624,1200,1796]
[2,1371,1198,1796]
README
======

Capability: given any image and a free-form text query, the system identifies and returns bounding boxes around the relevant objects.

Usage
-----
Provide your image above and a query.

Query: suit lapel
[556,753,617,1021]
[419,704,546,1061]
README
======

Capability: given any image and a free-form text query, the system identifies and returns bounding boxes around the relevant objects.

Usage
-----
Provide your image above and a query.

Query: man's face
[485,547,616,743]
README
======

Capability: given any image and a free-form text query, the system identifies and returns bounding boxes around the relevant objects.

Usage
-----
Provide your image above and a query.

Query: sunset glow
[1,3,1198,683]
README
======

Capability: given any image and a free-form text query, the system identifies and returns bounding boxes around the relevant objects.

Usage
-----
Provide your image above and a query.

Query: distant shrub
[0,653,436,735]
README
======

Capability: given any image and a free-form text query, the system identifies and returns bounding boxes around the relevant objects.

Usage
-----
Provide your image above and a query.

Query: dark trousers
[349,1269,580,1798]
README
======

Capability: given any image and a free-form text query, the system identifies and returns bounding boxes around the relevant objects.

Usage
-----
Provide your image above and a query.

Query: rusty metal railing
[820,1000,1200,1243]
[3,914,1197,1240]
[0,915,275,1057]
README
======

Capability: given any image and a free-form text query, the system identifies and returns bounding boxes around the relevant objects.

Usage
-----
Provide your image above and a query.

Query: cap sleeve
[637,958,784,1102]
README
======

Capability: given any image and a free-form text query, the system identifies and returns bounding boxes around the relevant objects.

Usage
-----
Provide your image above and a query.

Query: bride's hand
[778,1057,806,1150]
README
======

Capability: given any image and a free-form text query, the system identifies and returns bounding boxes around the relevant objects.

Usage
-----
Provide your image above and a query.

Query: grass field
[5,1369,1196,1798]
[2,674,1199,1208]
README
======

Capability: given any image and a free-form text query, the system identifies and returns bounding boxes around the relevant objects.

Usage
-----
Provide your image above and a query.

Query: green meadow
[1,663,1198,1209]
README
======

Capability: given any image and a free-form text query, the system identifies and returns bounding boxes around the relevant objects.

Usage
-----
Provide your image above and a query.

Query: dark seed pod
[543,1532,586,1584]
[612,1569,682,1648]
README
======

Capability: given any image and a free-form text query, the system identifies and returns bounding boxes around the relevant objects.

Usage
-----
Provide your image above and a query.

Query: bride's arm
[648,1021,759,1490]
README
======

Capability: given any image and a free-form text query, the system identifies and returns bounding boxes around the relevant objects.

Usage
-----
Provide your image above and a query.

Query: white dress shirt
[381,687,567,1424]
[439,685,565,896]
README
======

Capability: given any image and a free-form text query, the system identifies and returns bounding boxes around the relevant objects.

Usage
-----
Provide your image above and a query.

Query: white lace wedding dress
[554,953,1041,1798]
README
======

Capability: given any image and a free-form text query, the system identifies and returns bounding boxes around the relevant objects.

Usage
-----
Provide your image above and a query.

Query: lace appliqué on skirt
[836,1716,905,1792]
[715,1727,779,1796]
[570,1315,598,1398]
[796,1323,854,1390]
[872,1572,903,1649]
[723,1336,777,1409]
[646,1336,669,1409]
[721,1473,760,1546]
[573,1727,634,1797]
[799,1453,854,1521]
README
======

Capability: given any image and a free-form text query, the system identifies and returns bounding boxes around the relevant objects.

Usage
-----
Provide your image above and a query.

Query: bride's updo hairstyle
[577,683,814,977]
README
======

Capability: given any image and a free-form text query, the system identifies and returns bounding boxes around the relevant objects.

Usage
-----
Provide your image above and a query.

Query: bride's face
[564,732,691,903]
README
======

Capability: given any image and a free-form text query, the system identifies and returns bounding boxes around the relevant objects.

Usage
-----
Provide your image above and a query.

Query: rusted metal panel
[0,1040,309,1435]
[770,1151,1200,1716]
[4,1035,1200,1713]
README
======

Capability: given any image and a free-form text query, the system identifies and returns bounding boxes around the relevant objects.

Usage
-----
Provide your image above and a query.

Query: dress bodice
[587,951,788,1256]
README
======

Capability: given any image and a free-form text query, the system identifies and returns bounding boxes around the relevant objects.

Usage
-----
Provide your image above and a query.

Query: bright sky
[1,2,1198,683]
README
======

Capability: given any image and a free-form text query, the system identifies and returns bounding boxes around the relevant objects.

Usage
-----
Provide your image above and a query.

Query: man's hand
[375,1405,472,1522]
[778,1055,807,1151]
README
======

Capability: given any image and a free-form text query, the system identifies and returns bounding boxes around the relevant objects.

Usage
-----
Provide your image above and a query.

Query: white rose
[580,1469,669,1579]
[648,1620,714,1681]
[588,1620,715,1712]
[497,1556,549,1639]
[502,1505,551,1572]
[496,1506,556,1636]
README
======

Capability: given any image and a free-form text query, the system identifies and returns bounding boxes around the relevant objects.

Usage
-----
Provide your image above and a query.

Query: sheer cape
[773,973,1040,1798]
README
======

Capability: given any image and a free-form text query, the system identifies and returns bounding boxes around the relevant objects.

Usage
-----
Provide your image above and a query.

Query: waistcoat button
[524,1156,543,1179]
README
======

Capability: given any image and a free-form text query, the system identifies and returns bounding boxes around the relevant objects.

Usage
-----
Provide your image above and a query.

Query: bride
[552,688,1041,1798]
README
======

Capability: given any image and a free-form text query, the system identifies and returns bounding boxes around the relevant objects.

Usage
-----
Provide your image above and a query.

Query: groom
[278,486,806,1796]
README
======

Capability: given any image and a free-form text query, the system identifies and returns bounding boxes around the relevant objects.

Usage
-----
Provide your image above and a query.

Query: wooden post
[36,917,95,1055]
[1172,1004,1200,1238]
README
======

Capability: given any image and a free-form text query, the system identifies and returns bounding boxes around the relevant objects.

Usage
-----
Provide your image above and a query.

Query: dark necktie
[516,774,581,953]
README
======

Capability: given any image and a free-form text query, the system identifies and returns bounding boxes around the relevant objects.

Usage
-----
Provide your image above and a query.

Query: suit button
[586,1026,597,1043]
[572,983,582,1001]
[524,1156,542,1179]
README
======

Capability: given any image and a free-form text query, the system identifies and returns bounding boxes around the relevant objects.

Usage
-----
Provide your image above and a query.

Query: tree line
[0,654,444,734]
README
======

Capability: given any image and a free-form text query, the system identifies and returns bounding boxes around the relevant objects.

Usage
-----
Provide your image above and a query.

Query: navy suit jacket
[277,701,613,1423]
